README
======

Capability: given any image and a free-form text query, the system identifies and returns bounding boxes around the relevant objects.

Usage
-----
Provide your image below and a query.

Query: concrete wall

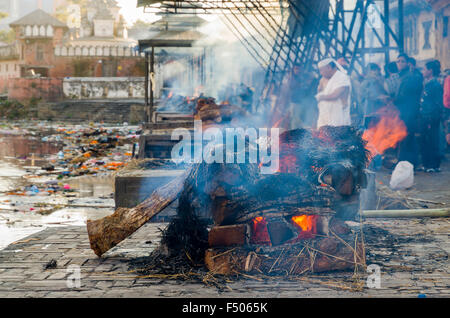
[0,60,20,79]
[409,10,437,62]
[0,45,21,93]
[51,56,145,78]
[62,77,145,99]
[400,2,450,69]
[435,7,450,70]
[7,77,63,101]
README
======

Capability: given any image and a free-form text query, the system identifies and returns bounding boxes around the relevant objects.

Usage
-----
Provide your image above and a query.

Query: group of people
[287,54,450,173]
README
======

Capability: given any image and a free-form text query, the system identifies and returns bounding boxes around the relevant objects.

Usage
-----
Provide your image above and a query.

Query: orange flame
[167,91,173,99]
[273,117,284,129]
[250,217,271,245]
[362,106,407,158]
[291,215,317,239]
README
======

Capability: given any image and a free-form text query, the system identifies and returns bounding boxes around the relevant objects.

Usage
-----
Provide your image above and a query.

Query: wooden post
[144,52,149,122]
[359,170,377,211]
[398,0,404,53]
[384,0,390,63]
[149,46,154,124]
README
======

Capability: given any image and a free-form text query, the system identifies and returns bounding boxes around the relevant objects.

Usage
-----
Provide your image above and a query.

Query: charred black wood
[266,218,297,246]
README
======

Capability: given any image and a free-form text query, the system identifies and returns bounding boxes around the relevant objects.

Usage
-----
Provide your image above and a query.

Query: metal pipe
[362,208,450,218]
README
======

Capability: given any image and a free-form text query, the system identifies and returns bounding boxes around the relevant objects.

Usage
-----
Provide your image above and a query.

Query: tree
[0,29,14,44]
[131,19,154,29]
[55,0,89,25]
[0,12,14,44]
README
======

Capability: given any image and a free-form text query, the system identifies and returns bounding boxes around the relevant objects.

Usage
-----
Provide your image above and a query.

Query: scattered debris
[11,238,40,245]
[0,121,141,216]
[376,183,446,210]
[43,259,57,270]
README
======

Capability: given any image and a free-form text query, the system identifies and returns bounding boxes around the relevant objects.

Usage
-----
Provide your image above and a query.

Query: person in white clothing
[315,58,352,128]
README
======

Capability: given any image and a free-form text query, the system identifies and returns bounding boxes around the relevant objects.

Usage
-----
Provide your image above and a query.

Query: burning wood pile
[194,97,248,125]
[87,119,370,277]
[177,126,369,275]
[158,92,248,122]
[158,92,199,113]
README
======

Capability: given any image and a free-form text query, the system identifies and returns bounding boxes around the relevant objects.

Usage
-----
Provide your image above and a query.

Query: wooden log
[211,197,232,225]
[234,207,335,224]
[195,107,221,121]
[336,172,354,196]
[329,217,351,235]
[208,224,249,247]
[205,249,235,275]
[319,163,355,196]
[362,208,450,218]
[266,219,296,246]
[86,168,191,257]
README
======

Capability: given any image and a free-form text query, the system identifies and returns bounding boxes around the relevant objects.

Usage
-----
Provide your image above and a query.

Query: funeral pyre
[179,126,369,275]
[87,100,370,277]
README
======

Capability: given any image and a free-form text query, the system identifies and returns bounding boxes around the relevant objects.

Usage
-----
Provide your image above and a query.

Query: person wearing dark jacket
[419,60,444,172]
[384,62,401,98]
[408,57,424,85]
[288,64,319,129]
[395,53,423,167]
[360,63,388,127]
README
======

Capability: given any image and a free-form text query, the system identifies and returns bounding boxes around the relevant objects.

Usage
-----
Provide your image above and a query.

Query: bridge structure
[137,0,406,111]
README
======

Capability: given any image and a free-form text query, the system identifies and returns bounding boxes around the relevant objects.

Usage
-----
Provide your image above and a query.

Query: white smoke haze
[116,0,160,25]
[195,16,269,100]
[170,121,280,174]
[155,14,270,103]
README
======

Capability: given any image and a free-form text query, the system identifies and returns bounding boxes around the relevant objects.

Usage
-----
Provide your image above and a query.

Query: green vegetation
[0,11,15,44]
[0,28,15,44]
[73,58,92,77]
[54,0,90,24]
[0,99,39,120]
[131,19,154,29]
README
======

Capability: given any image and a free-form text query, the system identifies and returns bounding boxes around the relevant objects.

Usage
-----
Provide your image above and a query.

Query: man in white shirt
[315,58,352,128]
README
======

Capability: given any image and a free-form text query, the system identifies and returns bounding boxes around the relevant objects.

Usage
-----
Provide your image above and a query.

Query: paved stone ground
[0,216,448,298]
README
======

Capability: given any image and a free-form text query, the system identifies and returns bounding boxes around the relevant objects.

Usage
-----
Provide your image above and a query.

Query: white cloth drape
[316,70,352,128]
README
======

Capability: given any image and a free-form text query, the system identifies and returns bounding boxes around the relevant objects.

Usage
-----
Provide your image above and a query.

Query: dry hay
[376,183,446,210]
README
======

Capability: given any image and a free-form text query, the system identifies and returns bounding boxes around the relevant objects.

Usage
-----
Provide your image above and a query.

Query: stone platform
[0,217,448,298]
[114,169,184,222]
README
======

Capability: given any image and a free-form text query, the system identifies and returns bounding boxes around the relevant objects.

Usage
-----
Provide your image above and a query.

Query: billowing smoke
[155,15,266,108]
[195,16,265,100]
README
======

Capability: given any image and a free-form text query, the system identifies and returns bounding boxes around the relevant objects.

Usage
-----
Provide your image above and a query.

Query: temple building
[0,1,144,94]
